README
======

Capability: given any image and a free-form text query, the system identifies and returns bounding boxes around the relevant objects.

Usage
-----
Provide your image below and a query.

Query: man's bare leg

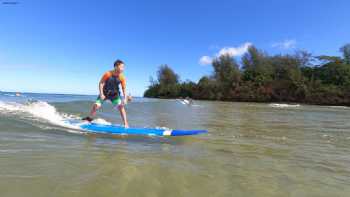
[118,105,129,128]
[90,104,101,116]
[83,104,101,122]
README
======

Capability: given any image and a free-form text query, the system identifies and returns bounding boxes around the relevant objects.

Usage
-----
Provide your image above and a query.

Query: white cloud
[199,56,213,65]
[217,42,252,57]
[199,42,252,65]
[272,39,296,49]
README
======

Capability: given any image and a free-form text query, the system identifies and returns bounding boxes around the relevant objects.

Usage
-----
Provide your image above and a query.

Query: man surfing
[83,59,131,128]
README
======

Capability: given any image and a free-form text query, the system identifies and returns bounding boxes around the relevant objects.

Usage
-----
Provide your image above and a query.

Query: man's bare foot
[82,116,94,122]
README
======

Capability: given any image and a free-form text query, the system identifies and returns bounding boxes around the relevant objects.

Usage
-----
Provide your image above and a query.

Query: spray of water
[0,100,111,133]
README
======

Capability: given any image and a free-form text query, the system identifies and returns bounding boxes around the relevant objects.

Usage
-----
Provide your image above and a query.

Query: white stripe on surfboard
[163,130,172,136]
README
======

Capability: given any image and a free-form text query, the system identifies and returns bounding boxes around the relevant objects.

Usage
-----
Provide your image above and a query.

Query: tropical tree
[340,44,350,64]
[242,46,273,85]
[157,64,179,85]
[212,54,241,99]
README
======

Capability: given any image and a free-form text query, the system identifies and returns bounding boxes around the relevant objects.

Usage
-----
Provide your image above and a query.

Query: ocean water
[0,92,350,197]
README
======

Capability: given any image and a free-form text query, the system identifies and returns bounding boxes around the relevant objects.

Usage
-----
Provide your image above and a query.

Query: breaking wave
[0,100,110,134]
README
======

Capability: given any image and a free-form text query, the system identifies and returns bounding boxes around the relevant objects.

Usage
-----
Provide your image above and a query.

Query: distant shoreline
[0,91,97,97]
[145,96,350,107]
[1,91,348,107]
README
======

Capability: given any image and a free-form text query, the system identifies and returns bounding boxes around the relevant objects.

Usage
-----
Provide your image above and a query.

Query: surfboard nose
[170,130,208,136]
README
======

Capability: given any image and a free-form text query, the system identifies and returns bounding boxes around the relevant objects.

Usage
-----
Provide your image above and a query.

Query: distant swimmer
[82,59,132,128]
[15,92,21,97]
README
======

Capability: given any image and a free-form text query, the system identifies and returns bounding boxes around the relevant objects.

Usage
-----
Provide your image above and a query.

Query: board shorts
[95,95,122,107]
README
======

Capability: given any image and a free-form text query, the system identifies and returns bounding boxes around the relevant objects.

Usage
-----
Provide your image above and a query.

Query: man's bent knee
[94,103,101,109]
[116,104,124,111]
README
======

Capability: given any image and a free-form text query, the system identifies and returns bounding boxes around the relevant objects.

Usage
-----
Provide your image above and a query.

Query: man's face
[116,63,125,72]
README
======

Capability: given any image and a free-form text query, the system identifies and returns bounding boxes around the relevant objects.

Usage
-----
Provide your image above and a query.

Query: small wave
[92,118,112,125]
[327,106,349,109]
[0,100,111,134]
[1,92,25,97]
[182,100,190,105]
[155,126,171,130]
[4,93,16,97]
[269,103,301,108]
[0,149,33,153]
[177,99,199,107]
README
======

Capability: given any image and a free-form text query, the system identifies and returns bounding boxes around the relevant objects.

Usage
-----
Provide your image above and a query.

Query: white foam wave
[0,101,79,130]
[92,118,112,125]
[177,99,198,106]
[328,106,349,109]
[0,100,110,133]
[155,126,171,130]
[269,103,300,108]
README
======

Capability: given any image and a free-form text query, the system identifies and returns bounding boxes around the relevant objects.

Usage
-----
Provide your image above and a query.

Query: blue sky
[0,0,349,96]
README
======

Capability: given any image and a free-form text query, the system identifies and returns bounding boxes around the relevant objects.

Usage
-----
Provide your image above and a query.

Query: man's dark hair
[114,59,124,67]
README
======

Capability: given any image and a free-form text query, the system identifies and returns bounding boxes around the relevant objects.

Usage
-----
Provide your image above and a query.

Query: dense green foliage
[144,44,350,105]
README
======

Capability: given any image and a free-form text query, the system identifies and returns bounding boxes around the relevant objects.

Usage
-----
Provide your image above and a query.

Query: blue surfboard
[70,121,207,136]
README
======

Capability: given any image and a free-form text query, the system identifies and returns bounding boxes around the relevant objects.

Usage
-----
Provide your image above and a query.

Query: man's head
[114,59,125,72]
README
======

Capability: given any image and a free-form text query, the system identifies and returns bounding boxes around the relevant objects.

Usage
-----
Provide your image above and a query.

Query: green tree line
[144,44,350,106]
